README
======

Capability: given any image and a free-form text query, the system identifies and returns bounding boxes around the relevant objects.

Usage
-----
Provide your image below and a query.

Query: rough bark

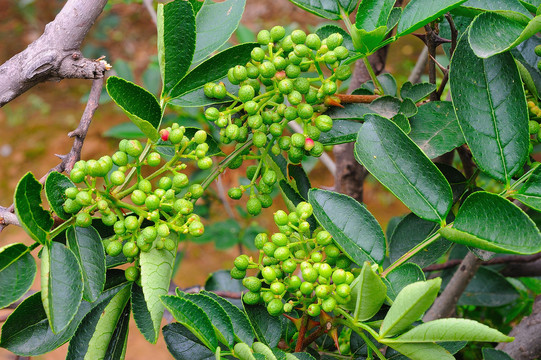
[497,295,541,360]
[333,50,388,202]
[423,252,482,321]
[0,0,109,107]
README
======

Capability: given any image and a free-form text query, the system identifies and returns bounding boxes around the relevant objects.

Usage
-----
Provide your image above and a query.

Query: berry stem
[335,94,379,104]
[294,314,309,352]
[362,57,384,95]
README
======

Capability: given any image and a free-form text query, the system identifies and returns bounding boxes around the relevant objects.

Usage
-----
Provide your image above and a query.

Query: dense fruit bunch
[63,124,209,281]
[527,101,541,153]
[231,202,355,317]
[204,27,351,211]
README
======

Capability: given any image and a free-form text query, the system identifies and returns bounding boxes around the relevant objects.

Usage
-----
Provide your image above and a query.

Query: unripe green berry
[332,269,347,284]
[110,170,125,186]
[238,85,255,102]
[164,238,177,251]
[287,91,302,105]
[253,131,267,148]
[285,64,301,79]
[243,276,262,292]
[230,267,246,279]
[125,140,143,157]
[197,157,213,170]
[234,254,250,271]
[172,173,189,189]
[75,212,92,227]
[194,130,207,144]
[270,26,286,41]
[322,297,337,313]
[189,221,205,237]
[291,29,307,44]
[106,241,123,257]
[259,61,277,78]
[228,187,243,200]
[251,47,266,62]
[243,291,261,305]
[70,169,85,183]
[125,266,140,282]
[297,103,314,119]
[131,189,147,205]
[75,191,92,206]
[145,194,160,211]
[270,281,286,295]
[112,151,128,166]
[142,226,157,243]
[302,267,318,282]
[204,82,215,98]
[300,281,314,295]
[535,45,541,57]
[262,266,277,283]
[257,30,271,44]
[293,77,310,94]
[326,33,343,50]
[114,220,126,235]
[173,198,193,215]
[205,107,220,121]
[147,152,161,166]
[305,33,321,50]
[123,241,139,258]
[336,283,351,298]
[294,44,310,57]
[124,216,139,231]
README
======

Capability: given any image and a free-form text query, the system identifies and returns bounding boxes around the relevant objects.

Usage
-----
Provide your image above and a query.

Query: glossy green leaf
[450,34,529,184]
[379,278,441,338]
[106,76,162,142]
[354,114,452,223]
[482,348,514,360]
[469,12,541,58]
[286,0,357,20]
[243,304,282,347]
[131,282,155,344]
[0,243,36,309]
[157,0,196,95]
[318,120,362,145]
[180,292,235,348]
[388,318,512,343]
[41,241,83,333]
[170,43,258,99]
[315,24,354,51]
[384,263,425,301]
[0,273,128,356]
[385,342,454,360]
[353,26,389,55]
[204,291,256,346]
[516,58,539,99]
[288,164,311,200]
[356,0,395,32]
[66,226,106,302]
[44,171,74,220]
[193,0,246,63]
[66,285,131,360]
[308,188,386,265]
[397,0,467,36]
[439,192,541,254]
[162,323,215,360]
[460,0,531,18]
[104,122,144,139]
[513,165,541,211]
[347,262,387,321]
[14,172,53,245]
[389,213,452,268]
[161,295,218,350]
[409,101,465,159]
[103,299,131,360]
[205,269,244,292]
[513,36,541,98]
[442,266,519,306]
[139,244,176,343]
[400,81,437,103]
[360,74,398,96]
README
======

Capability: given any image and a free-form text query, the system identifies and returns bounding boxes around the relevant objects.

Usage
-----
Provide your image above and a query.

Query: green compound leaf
[161,295,218,351]
[243,304,282,348]
[0,271,128,356]
[102,299,131,360]
[0,243,36,309]
[169,43,258,99]
[180,292,235,348]
[66,284,131,360]
[204,291,256,346]
[383,263,425,301]
[192,0,247,63]
[387,318,513,343]
[139,244,176,343]
[66,226,106,303]
[469,12,541,58]
[397,0,467,37]
[450,34,529,184]
[482,348,515,360]
[379,278,441,338]
[408,101,465,159]
[389,213,452,268]
[308,188,386,265]
[158,0,196,95]
[286,0,357,20]
[131,282,155,344]
[385,342,454,360]
[347,262,387,321]
[44,171,74,221]
[14,172,53,245]
[356,0,395,32]
[513,165,541,211]
[41,241,83,334]
[400,81,437,103]
[162,323,215,360]
[439,192,541,254]
[106,76,162,142]
[354,114,452,223]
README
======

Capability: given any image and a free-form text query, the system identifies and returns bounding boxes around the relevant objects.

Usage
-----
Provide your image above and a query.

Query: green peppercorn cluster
[203,27,349,162]
[231,202,354,317]
[62,124,210,281]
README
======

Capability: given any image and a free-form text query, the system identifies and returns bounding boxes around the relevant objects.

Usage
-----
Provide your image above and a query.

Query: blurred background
[0,0,423,358]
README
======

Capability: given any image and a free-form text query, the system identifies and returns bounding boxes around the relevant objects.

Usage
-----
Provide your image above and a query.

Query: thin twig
[424,24,438,101]
[335,94,379,103]
[408,46,429,84]
[143,0,157,26]
[457,144,475,178]
[0,78,104,233]
[445,13,458,59]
